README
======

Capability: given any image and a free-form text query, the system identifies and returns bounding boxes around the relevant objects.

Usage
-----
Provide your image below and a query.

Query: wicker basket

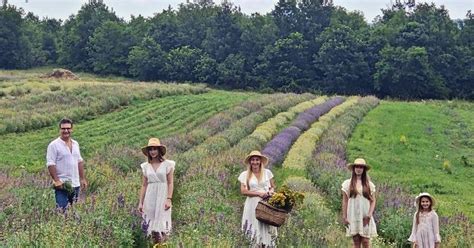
[255,200,289,227]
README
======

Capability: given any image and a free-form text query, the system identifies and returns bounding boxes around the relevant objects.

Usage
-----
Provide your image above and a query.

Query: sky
[8,0,473,22]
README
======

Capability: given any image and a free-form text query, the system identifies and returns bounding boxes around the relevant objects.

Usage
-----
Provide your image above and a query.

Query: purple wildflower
[200,207,205,216]
[117,193,125,208]
[141,216,150,234]
[73,211,81,224]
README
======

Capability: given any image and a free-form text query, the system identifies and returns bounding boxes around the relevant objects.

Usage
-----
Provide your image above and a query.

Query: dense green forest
[0,0,472,99]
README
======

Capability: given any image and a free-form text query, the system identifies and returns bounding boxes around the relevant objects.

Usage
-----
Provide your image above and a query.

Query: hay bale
[44,68,79,80]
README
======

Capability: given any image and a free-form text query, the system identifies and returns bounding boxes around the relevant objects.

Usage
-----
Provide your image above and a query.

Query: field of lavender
[0,70,473,247]
[0,69,208,135]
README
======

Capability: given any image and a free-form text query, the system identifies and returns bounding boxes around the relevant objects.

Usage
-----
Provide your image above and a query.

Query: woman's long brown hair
[349,167,373,201]
[416,196,433,225]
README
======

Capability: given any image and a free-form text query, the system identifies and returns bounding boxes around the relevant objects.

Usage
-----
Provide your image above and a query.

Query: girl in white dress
[138,138,175,245]
[408,193,441,248]
[342,158,377,248]
[238,150,277,247]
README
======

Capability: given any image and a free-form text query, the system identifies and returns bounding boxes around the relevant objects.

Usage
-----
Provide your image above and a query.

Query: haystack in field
[44,69,79,80]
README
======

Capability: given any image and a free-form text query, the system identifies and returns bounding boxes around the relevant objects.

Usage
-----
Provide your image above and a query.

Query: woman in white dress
[238,150,277,247]
[341,158,377,248]
[138,138,175,245]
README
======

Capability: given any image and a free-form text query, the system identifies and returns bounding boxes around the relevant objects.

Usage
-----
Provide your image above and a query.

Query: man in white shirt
[46,118,87,209]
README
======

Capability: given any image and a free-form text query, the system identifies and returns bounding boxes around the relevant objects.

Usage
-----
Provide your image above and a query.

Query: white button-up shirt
[46,137,83,187]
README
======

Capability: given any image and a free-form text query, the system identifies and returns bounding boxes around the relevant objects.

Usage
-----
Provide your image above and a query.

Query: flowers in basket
[267,185,304,212]
[255,185,304,227]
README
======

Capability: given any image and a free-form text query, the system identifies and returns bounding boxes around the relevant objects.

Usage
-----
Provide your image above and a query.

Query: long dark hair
[146,148,165,163]
[349,167,373,201]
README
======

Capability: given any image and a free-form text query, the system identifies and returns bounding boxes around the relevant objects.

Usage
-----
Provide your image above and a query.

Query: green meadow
[348,101,474,219]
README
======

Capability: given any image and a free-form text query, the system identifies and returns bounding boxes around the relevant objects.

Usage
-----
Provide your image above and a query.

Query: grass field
[347,101,474,219]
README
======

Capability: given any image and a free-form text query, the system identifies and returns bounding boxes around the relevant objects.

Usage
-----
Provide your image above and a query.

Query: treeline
[0,0,472,99]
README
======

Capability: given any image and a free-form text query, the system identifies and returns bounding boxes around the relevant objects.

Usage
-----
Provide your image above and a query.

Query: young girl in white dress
[341,158,377,248]
[408,193,441,248]
[138,138,175,245]
[238,150,277,247]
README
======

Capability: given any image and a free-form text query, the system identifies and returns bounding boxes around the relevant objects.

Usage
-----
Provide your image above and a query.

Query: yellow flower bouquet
[256,185,304,227]
[267,185,304,212]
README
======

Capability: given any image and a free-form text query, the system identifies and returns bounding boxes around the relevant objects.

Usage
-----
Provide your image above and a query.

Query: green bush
[49,84,61,91]
[9,87,26,96]
[376,208,412,247]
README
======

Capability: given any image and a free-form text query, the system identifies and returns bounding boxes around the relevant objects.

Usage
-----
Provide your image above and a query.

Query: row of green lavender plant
[89,92,273,173]
[0,91,251,172]
[282,96,359,170]
[168,96,332,245]
[172,93,315,178]
[307,96,380,211]
[162,93,273,155]
[306,96,473,247]
[0,81,209,134]
[262,96,345,168]
[277,176,353,247]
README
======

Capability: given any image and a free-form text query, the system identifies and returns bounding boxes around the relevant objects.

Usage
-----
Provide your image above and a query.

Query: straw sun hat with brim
[347,158,371,170]
[141,138,167,156]
[244,150,268,167]
[414,192,436,208]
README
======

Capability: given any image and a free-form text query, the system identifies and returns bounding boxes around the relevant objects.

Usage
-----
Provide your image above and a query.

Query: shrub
[376,208,412,246]
[49,84,61,91]
[9,87,26,96]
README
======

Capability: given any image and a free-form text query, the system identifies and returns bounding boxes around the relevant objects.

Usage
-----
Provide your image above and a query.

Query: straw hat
[347,158,371,170]
[244,150,268,167]
[414,192,436,208]
[141,138,167,156]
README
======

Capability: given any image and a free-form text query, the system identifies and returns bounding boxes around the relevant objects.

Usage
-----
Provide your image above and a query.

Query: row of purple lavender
[262,96,345,168]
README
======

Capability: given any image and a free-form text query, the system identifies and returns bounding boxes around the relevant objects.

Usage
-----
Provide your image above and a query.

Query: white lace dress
[341,179,378,238]
[140,160,175,236]
[408,211,441,248]
[238,169,277,247]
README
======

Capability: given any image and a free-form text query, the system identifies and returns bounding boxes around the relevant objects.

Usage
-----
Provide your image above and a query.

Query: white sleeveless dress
[141,160,175,236]
[238,169,277,247]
